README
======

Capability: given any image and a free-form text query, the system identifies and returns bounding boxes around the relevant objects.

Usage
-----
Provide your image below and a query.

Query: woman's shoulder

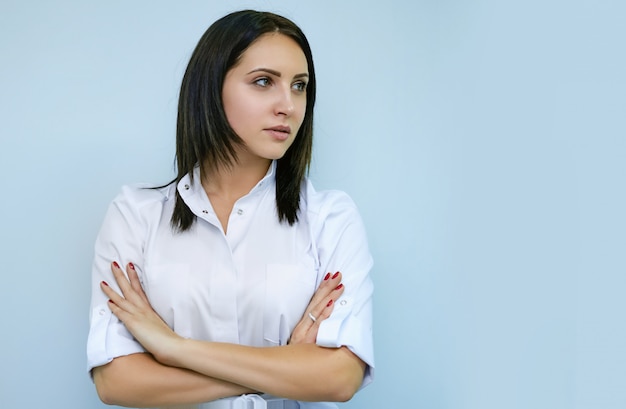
[96,182,176,246]
[108,182,175,221]
[113,182,173,205]
[301,179,371,258]
[302,179,362,223]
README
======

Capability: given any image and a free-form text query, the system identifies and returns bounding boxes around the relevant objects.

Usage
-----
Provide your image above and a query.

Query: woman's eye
[292,81,307,92]
[254,77,271,87]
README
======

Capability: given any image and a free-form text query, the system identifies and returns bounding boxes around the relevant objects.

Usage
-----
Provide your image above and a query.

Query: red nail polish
[324,272,331,281]
[129,262,135,270]
[108,299,114,304]
[335,284,343,290]
[327,299,333,307]
[332,272,340,279]
[113,261,120,268]
[102,281,109,286]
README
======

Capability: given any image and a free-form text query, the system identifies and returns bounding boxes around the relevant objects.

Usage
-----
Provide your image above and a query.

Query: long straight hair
[170,10,316,232]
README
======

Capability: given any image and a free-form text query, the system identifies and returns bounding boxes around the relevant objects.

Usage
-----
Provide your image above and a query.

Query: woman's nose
[274,87,295,116]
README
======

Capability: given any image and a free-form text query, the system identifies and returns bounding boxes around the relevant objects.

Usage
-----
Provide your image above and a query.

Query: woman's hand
[100,262,183,365]
[288,271,345,345]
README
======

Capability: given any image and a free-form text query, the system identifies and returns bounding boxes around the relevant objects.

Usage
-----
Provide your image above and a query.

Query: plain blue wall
[1,1,624,408]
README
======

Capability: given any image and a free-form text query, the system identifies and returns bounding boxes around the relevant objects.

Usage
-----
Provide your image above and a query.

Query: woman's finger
[109,261,132,294]
[126,262,149,304]
[106,298,131,322]
[100,261,147,316]
[289,277,346,345]
[291,297,335,344]
[100,280,133,313]
[308,281,344,326]
[307,271,342,308]
[109,261,145,305]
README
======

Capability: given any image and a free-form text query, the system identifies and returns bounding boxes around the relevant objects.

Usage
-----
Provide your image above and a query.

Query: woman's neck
[200,157,271,202]
[200,157,271,234]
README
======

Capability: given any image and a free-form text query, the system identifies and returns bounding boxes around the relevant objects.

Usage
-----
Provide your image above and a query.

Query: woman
[87,10,374,409]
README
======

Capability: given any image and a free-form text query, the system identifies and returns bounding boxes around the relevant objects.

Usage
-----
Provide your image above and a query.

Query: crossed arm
[93,262,366,407]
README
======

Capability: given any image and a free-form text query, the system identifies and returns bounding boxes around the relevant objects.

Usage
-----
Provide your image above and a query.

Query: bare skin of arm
[92,353,253,408]
[167,340,366,402]
[95,263,362,407]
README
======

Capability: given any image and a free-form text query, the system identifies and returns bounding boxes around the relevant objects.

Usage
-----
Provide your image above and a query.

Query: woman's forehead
[234,34,308,75]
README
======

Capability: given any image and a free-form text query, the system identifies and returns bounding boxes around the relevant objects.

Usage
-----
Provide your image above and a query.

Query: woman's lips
[265,125,291,141]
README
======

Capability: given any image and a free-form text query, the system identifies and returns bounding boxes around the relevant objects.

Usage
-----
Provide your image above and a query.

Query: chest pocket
[142,263,193,331]
[264,263,317,345]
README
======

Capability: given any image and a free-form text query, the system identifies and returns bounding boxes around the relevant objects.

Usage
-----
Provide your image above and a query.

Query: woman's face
[222,33,308,164]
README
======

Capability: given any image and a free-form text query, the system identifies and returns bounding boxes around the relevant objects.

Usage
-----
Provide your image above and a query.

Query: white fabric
[165,394,299,409]
[199,394,291,409]
[171,394,334,409]
[86,162,374,407]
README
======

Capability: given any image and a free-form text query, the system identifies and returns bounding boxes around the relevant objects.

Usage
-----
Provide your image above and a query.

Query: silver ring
[308,312,317,323]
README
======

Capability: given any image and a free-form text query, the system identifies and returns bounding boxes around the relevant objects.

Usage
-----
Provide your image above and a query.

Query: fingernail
[332,272,340,279]
[335,284,343,290]
[113,261,120,268]
[102,281,109,286]
[324,272,331,281]
[129,262,135,270]
[327,299,333,307]
[108,299,114,304]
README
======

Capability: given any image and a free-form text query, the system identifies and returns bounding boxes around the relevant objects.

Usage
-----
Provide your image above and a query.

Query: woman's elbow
[326,348,366,402]
[330,385,358,403]
[92,361,133,406]
[329,372,362,402]
[92,365,116,405]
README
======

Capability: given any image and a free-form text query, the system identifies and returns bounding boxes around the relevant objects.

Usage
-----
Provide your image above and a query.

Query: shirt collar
[177,160,276,201]
[251,160,276,194]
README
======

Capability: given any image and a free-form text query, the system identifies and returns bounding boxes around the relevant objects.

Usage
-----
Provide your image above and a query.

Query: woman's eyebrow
[246,68,309,79]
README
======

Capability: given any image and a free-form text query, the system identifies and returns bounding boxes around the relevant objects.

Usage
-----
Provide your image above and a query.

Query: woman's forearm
[93,352,254,408]
[165,341,366,402]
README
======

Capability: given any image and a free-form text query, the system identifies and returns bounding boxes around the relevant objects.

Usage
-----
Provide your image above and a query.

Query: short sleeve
[309,189,375,389]
[86,185,164,374]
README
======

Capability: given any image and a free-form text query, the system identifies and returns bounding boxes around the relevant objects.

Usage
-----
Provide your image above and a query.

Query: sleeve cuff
[86,303,146,374]
[316,295,375,389]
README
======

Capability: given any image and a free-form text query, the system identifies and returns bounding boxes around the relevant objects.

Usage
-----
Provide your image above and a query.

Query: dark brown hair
[170,10,316,232]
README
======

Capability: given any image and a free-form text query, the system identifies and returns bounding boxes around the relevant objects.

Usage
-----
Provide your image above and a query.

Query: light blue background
[1,1,624,408]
